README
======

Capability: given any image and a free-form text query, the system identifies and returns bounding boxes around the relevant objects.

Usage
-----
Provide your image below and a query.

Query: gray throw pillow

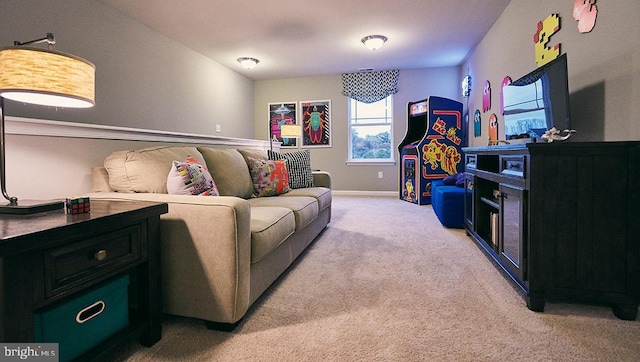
[197,147,254,199]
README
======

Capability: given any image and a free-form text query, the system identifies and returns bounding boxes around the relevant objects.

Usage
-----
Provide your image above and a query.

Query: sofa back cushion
[197,147,254,199]
[238,148,267,162]
[104,146,205,193]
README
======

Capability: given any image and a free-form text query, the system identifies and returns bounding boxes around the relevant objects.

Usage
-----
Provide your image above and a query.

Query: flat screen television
[502,53,570,140]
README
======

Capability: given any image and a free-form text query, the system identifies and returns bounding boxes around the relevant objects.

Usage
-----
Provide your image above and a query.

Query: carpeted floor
[109,195,640,361]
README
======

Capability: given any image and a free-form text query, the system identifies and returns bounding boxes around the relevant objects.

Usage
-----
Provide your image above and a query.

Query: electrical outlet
[378,171,383,179]
[215,124,222,133]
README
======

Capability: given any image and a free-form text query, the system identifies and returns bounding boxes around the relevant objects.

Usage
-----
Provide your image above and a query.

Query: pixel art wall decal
[534,14,561,67]
[462,75,472,98]
[474,109,482,137]
[488,113,498,142]
[500,76,512,116]
[482,80,491,112]
[574,0,598,33]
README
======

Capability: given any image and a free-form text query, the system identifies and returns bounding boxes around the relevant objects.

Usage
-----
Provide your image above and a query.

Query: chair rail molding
[5,116,270,148]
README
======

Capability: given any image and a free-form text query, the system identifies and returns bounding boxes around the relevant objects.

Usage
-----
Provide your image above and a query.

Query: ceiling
[98,0,511,81]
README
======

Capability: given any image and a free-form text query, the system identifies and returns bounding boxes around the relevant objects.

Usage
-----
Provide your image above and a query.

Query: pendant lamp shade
[0,35,95,214]
[0,47,95,108]
[280,124,302,138]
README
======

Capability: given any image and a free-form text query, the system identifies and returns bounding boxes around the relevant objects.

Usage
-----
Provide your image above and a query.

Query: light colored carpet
[111,195,640,361]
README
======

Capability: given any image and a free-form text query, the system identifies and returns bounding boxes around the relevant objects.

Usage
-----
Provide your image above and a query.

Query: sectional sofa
[86,145,331,330]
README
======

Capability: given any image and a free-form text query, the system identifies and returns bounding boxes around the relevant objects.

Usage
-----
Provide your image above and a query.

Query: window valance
[341,70,399,104]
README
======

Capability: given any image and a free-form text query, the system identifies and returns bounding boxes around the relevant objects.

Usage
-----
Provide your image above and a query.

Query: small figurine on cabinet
[541,127,577,143]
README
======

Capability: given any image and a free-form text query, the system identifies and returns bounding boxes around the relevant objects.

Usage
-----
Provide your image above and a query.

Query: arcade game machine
[398,96,464,205]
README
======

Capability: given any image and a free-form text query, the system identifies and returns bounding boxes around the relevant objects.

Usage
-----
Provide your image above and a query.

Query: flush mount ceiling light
[237,57,259,70]
[361,35,388,51]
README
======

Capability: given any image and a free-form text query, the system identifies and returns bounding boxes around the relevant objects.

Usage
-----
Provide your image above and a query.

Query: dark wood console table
[0,200,168,360]
[463,141,640,319]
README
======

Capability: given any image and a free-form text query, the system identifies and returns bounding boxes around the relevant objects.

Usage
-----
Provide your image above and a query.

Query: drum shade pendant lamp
[0,33,95,214]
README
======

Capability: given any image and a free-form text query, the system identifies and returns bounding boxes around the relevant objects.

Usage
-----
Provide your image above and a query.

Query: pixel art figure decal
[488,113,498,143]
[500,76,512,116]
[474,109,482,137]
[534,14,561,67]
[482,80,491,112]
[462,75,472,98]
[574,0,598,33]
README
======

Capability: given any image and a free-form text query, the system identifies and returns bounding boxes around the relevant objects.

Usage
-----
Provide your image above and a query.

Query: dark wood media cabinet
[463,141,640,319]
[0,200,168,360]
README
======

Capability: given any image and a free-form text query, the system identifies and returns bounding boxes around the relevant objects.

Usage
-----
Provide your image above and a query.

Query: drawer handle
[94,249,107,261]
[76,301,105,324]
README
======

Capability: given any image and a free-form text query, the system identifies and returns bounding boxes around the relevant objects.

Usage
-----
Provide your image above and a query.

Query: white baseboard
[332,190,397,197]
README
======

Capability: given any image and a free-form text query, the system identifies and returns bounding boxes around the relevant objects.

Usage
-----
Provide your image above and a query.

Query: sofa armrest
[91,167,114,192]
[84,192,252,324]
[313,171,332,189]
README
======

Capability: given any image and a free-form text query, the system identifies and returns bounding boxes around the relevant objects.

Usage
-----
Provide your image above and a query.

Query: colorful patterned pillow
[166,156,220,196]
[247,157,291,197]
[267,149,314,189]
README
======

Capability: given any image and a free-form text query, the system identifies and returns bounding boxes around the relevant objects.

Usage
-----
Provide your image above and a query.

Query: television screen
[503,54,570,139]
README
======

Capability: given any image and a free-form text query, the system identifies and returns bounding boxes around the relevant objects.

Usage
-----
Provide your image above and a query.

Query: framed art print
[268,102,298,148]
[300,100,331,147]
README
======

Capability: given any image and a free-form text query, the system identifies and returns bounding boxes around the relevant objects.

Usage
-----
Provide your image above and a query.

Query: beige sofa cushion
[281,187,331,212]
[104,146,205,193]
[237,148,267,162]
[197,147,254,199]
[250,207,295,263]
[248,196,318,231]
[91,167,114,192]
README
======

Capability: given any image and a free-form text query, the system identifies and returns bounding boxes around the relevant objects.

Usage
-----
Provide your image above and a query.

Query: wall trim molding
[5,116,271,148]
[332,190,397,197]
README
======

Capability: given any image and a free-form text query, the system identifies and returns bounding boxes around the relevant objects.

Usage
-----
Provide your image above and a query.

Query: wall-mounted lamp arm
[13,33,56,50]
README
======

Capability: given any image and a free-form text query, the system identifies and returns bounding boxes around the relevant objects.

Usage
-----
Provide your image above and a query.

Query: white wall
[462,0,640,145]
[253,67,461,192]
[7,134,158,200]
[3,119,270,200]
[0,0,254,138]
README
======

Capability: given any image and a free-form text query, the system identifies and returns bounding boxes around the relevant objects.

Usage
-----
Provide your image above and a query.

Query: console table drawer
[466,154,477,169]
[45,225,141,297]
[500,155,526,178]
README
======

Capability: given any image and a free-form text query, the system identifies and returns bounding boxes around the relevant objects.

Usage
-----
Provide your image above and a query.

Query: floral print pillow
[246,157,291,197]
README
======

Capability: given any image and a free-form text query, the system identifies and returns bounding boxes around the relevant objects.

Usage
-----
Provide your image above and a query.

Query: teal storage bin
[34,275,130,362]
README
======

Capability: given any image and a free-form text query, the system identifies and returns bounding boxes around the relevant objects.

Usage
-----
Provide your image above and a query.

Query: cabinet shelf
[480,196,499,209]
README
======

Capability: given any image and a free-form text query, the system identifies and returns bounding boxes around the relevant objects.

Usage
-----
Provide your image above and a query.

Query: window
[348,95,394,163]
